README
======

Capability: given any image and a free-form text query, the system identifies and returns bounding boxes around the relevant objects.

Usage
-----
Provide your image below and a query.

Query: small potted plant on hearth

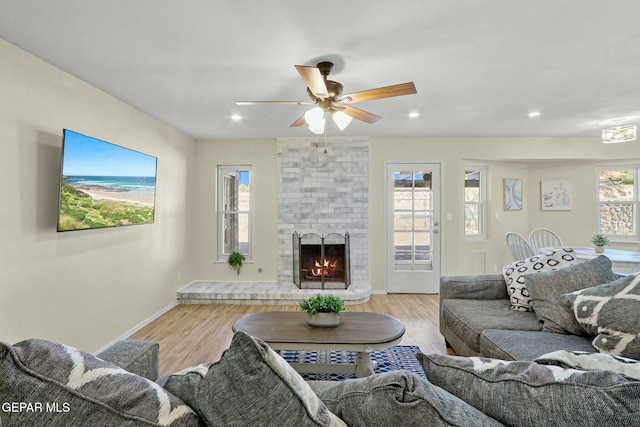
[591,234,610,254]
[228,250,245,275]
[299,294,345,327]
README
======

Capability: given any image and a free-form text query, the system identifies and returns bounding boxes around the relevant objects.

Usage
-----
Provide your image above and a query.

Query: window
[464,167,486,237]
[598,167,638,240]
[217,166,251,259]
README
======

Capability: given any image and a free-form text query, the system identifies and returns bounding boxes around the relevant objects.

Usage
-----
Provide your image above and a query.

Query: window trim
[217,165,252,261]
[597,165,639,242]
[464,166,486,240]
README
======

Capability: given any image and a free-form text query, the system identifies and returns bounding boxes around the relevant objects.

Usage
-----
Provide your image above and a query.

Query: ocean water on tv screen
[63,175,156,195]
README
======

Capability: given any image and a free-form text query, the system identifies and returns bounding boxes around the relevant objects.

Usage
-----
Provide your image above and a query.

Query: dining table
[545,246,640,273]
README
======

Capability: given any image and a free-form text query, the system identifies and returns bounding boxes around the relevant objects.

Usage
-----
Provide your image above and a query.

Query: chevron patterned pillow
[0,339,199,426]
[565,273,640,359]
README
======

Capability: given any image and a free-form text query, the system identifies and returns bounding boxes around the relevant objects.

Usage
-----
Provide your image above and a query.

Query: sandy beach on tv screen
[83,189,155,206]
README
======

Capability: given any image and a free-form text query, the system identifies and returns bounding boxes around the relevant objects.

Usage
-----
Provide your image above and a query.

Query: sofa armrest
[97,340,160,381]
[440,274,508,301]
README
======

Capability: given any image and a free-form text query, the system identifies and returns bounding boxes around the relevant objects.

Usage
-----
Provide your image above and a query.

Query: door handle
[433,230,439,234]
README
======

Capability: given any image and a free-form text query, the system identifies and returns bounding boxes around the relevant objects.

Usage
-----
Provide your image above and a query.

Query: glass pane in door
[393,170,433,271]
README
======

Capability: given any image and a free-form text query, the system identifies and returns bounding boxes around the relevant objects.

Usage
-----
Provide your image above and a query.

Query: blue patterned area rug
[281,345,426,381]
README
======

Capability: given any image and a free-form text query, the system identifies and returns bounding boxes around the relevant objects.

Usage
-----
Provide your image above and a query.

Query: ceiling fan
[236,61,417,134]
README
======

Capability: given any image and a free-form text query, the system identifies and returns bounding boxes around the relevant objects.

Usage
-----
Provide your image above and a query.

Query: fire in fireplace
[292,232,351,289]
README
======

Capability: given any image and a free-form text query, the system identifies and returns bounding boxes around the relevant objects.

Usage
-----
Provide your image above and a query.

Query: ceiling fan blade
[289,113,307,127]
[295,65,329,98]
[236,100,313,105]
[340,105,382,124]
[342,82,417,104]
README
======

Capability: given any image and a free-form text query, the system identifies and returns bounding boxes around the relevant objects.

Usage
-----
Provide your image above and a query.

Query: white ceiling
[2,1,640,140]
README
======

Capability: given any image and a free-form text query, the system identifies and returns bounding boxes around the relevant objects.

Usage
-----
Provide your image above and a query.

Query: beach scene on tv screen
[58,130,157,231]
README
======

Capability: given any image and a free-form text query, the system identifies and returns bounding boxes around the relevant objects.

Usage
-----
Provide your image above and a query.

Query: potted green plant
[299,294,345,327]
[228,250,245,275]
[591,234,609,253]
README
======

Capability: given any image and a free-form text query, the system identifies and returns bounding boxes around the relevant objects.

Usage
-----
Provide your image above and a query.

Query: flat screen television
[57,129,158,231]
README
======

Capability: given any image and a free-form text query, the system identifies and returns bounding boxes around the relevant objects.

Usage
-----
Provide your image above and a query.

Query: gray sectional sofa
[3,253,640,426]
[2,324,640,425]
[438,252,640,362]
[1,332,505,426]
[439,272,597,360]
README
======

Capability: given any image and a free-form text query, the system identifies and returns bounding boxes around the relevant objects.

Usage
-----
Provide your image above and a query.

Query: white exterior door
[385,162,441,293]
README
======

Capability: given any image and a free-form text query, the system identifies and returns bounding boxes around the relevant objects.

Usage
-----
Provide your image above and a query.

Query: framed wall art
[541,180,572,210]
[504,178,523,210]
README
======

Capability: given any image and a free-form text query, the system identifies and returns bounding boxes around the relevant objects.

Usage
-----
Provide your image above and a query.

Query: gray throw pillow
[0,339,199,426]
[417,353,640,427]
[315,370,503,427]
[565,274,640,359]
[158,331,345,427]
[526,255,619,335]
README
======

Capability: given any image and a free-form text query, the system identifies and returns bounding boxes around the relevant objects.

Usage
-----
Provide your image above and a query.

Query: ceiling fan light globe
[332,110,353,131]
[309,118,325,134]
[305,107,324,124]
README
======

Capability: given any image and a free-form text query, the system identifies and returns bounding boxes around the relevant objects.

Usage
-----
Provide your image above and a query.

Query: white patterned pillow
[565,274,640,359]
[535,350,640,380]
[0,339,199,426]
[502,248,576,311]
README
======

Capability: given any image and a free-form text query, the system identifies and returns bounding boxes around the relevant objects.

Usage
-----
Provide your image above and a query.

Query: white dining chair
[528,228,563,253]
[506,232,536,260]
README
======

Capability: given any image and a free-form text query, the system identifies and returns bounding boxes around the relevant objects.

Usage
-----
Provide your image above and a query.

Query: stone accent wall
[277,137,369,285]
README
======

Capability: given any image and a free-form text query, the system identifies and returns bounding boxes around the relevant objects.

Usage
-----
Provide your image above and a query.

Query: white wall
[0,39,196,352]
[189,139,279,282]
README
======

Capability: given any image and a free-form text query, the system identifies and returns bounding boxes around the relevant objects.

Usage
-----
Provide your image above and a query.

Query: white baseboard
[371,289,388,295]
[94,300,178,355]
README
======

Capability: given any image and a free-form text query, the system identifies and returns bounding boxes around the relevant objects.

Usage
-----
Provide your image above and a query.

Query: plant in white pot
[591,234,610,253]
[299,294,345,327]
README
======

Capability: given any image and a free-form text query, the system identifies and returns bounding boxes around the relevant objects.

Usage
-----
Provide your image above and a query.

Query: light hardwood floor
[129,294,448,375]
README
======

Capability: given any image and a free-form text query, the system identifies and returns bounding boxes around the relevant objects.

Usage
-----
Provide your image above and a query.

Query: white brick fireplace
[277,136,370,286]
[177,136,371,304]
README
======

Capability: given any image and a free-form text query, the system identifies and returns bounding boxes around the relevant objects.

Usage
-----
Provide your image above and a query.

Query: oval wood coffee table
[232,311,406,377]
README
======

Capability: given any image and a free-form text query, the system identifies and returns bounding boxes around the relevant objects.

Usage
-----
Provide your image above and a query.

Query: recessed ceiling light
[408,111,420,118]
[231,114,242,121]
[528,111,541,118]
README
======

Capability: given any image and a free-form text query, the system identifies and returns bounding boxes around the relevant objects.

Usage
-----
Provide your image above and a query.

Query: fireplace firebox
[292,232,351,289]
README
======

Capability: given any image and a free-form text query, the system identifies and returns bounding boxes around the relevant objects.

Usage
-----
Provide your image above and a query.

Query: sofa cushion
[441,299,542,354]
[314,370,503,427]
[158,331,345,427]
[502,248,577,311]
[0,339,199,426]
[417,353,640,427]
[96,339,159,381]
[526,255,619,335]
[565,273,640,359]
[479,330,596,361]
